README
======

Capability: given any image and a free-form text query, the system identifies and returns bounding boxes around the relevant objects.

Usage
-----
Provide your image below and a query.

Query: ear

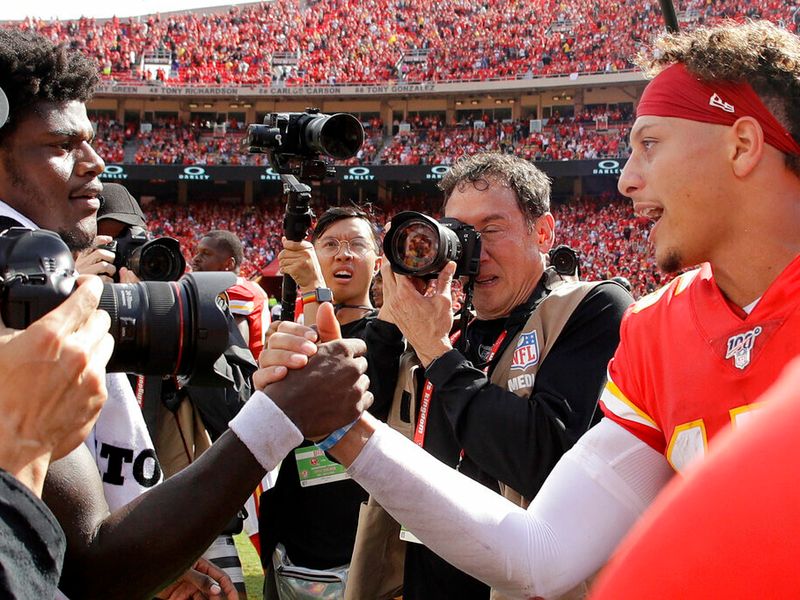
[225,256,237,272]
[373,255,382,275]
[728,116,765,178]
[533,213,556,253]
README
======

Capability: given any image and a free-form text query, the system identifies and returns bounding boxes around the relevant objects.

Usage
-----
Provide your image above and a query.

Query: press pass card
[399,525,423,544]
[294,447,351,487]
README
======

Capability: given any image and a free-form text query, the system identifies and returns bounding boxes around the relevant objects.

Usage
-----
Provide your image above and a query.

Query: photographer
[1,28,374,599]
[259,206,404,598]
[355,153,631,598]
[75,182,149,283]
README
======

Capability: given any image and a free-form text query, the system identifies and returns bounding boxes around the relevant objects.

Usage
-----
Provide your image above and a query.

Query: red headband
[637,63,800,156]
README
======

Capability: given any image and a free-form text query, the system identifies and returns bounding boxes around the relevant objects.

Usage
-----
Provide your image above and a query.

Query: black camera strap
[0,216,23,230]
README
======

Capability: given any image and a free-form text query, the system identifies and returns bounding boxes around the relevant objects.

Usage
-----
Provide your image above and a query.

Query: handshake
[254,302,373,441]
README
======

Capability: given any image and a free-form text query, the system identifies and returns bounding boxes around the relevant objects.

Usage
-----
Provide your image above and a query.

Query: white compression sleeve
[347,418,674,599]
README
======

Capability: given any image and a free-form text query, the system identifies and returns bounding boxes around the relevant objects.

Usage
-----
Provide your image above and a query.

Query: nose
[76,141,105,177]
[617,160,643,198]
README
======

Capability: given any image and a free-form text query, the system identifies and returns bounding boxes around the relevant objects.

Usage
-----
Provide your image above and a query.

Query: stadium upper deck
[5,0,797,89]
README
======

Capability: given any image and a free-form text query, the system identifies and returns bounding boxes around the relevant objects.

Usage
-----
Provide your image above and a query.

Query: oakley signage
[426,165,450,180]
[260,168,282,181]
[343,166,375,181]
[99,165,129,180]
[179,166,212,181]
[592,160,622,175]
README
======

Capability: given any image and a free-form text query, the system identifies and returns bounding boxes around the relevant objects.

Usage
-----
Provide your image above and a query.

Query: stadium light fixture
[188,102,199,109]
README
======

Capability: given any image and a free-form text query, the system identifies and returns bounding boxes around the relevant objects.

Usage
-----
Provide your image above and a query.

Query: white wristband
[229,391,304,471]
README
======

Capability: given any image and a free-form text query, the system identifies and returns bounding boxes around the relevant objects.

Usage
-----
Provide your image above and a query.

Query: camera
[384,211,482,279]
[100,226,186,282]
[245,109,364,161]
[245,109,364,179]
[0,228,235,385]
[548,245,580,278]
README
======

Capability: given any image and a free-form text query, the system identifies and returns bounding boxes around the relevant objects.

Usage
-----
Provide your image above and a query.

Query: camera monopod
[280,175,314,322]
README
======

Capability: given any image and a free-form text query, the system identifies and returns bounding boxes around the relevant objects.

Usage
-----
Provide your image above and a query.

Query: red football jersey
[600,255,800,471]
[227,277,269,360]
[591,358,800,599]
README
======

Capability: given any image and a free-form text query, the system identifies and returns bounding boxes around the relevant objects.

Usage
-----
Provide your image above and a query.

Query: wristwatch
[301,287,334,305]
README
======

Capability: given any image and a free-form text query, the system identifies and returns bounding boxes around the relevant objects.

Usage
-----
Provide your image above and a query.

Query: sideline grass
[234,532,265,599]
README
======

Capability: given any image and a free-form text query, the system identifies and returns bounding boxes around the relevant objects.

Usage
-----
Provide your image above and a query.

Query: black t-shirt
[403,279,632,600]
[258,312,404,569]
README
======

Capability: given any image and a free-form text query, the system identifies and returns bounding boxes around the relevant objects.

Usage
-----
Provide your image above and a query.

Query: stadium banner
[93,72,643,99]
[98,160,627,183]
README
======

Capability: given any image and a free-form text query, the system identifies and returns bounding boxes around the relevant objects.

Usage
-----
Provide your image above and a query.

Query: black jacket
[402,278,632,600]
[0,470,65,599]
[258,313,404,569]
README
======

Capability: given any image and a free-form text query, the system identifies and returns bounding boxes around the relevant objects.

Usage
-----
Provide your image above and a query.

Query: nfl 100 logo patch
[511,331,540,371]
[725,326,762,370]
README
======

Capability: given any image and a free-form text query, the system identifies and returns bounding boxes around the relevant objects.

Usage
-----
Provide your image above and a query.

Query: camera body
[0,227,234,385]
[384,211,481,279]
[100,225,186,282]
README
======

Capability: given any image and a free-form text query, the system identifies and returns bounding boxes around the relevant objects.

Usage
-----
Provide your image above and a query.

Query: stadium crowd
[95,113,631,166]
[5,0,797,85]
[381,112,631,165]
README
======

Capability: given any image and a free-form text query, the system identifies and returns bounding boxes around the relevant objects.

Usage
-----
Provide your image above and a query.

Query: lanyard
[413,328,508,448]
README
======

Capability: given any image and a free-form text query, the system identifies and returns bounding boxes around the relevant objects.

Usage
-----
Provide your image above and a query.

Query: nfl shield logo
[725,326,762,370]
[511,331,540,371]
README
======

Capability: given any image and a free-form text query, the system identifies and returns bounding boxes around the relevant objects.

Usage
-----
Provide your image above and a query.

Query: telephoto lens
[99,272,236,384]
[245,110,364,160]
[384,211,482,279]
[0,228,236,385]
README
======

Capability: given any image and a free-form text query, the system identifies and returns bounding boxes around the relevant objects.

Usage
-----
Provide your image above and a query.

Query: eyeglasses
[316,237,375,257]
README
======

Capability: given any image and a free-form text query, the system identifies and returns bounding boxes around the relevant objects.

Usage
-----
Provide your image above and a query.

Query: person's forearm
[53,392,302,599]
[338,418,673,599]
[329,413,378,466]
[57,433,266,599]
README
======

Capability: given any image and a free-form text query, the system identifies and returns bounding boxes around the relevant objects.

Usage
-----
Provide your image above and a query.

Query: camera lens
[305,113,365,160]
[549,245,580,277]
[99,272,236,385]
[392,219,441,272]
[127,238,186,282]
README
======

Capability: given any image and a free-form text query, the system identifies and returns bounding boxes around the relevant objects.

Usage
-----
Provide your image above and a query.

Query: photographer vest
[347,270,603,600]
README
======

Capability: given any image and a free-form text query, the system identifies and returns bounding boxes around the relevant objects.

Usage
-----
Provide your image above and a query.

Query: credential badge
[725,326,762,370]
[511,331,540,371]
